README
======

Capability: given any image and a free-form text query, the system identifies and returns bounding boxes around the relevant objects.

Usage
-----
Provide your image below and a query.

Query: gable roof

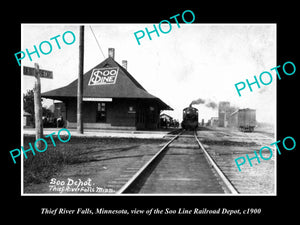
[42,57,172,110]
[160,113,173,119]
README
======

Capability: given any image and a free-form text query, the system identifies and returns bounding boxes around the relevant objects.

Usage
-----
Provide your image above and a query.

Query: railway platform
[23,127,173,139]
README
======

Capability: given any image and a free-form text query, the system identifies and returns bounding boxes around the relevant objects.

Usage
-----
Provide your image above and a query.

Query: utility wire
[89,26,106,59]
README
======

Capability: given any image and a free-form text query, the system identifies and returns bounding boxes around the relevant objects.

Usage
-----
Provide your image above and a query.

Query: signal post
[23,64,53,148]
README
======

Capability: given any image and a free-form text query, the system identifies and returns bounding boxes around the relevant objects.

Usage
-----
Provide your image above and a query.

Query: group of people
[159,118,179,128]
[42,116,64,128]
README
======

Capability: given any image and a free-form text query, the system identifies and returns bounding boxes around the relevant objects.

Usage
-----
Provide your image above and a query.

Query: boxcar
[229,108,256,132]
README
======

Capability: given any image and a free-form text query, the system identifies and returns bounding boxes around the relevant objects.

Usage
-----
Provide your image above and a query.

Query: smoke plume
[190,98,205,106]
[205,101,217,109]
[190,98,218,110]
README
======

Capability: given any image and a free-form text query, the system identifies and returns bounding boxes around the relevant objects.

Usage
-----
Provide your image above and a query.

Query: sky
[22,23,276,124]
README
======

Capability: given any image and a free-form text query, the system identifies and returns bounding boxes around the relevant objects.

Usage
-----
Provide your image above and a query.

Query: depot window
[96,102,106,122]
[128,106,136,113]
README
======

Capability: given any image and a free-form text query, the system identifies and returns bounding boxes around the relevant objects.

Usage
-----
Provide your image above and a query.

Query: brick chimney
[108,48,115,59]
[122,60,128,70]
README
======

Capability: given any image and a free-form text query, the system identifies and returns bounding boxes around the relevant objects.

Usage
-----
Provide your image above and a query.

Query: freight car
[229,108,256,132]
[181,106,198,130]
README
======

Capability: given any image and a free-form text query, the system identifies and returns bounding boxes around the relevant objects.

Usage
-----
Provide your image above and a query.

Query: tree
[23,89,44,127]
[23,89,35,126]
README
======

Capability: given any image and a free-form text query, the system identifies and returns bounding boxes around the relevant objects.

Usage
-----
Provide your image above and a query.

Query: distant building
[42,48,172,130]
[23,111,31,127]
[160,113,173,123]
[210,117,219,127]
[159,113,173,128]
[218,101,230,127]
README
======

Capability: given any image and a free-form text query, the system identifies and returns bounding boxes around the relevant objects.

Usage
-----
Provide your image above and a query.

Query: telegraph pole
[33,63,43,148]
[77,25,84,134]
[23,64,53,148]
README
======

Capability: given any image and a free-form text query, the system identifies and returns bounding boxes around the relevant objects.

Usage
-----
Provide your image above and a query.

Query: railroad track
[116,130,238,194]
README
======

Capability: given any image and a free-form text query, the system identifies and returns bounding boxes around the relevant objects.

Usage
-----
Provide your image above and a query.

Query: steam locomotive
[181,106,198,130]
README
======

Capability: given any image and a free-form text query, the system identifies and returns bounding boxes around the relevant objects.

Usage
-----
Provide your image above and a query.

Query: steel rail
[116,131,183,194]
[194,132,239,194]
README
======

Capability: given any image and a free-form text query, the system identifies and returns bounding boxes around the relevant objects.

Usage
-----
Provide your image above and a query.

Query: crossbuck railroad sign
[23,65,53,79]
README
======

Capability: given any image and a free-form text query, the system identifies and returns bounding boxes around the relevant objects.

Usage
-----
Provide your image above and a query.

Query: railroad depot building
[42,49,172,130]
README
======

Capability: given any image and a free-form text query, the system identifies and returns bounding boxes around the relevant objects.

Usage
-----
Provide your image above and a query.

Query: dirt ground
[197,127,276,194]
[23,137,165,194]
